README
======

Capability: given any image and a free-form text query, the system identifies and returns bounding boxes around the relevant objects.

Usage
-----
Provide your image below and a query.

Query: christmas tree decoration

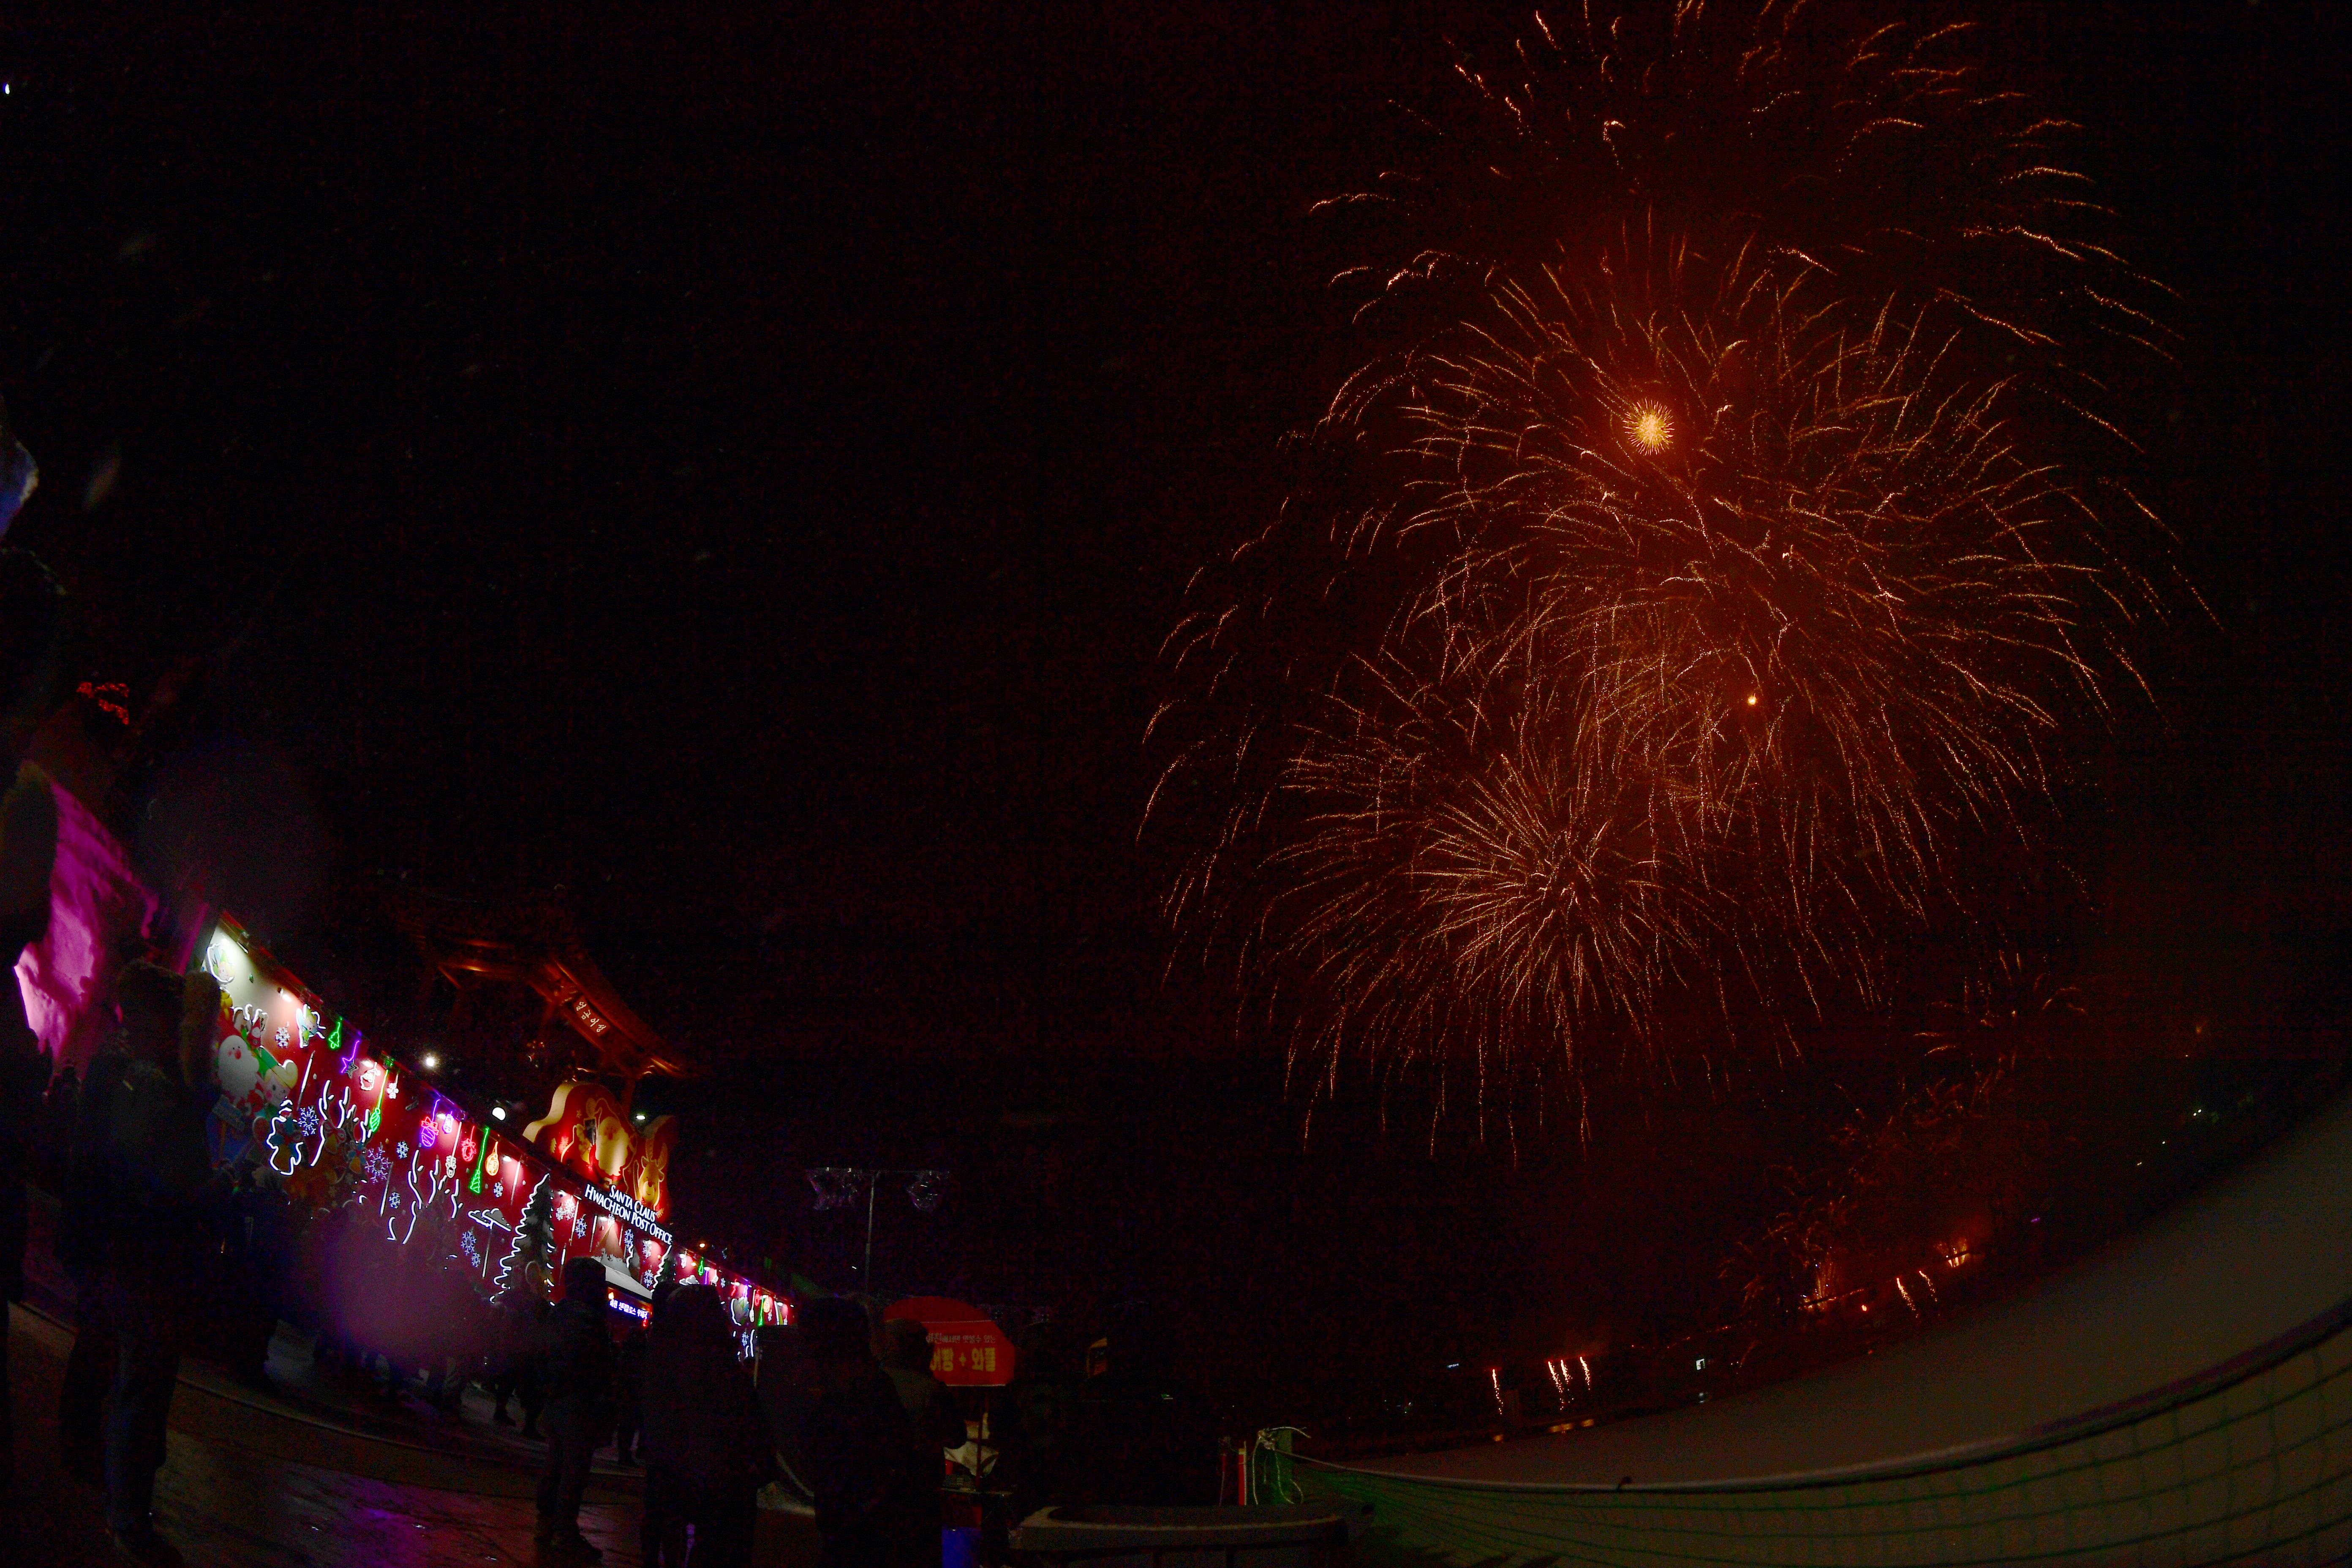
[496,1176,553,1303]
[188,919,791,1337]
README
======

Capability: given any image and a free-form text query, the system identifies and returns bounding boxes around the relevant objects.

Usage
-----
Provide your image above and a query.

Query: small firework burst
[1623,402,1672,455]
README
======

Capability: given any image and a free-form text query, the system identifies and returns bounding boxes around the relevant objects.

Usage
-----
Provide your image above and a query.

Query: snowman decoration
[217,1028,298,1124]
[214,1032,260,1110]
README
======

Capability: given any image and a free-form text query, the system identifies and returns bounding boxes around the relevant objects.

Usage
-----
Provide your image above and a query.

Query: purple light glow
[13,777,159,1073]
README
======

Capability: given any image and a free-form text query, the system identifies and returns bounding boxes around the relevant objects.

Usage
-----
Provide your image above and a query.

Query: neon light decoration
[194,917,790,1326]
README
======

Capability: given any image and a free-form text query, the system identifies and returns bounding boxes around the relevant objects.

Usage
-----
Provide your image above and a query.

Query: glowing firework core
[1626,404,1671,454]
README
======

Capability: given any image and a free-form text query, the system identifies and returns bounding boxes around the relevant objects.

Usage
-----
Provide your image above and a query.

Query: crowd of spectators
[6,529,1217,1564]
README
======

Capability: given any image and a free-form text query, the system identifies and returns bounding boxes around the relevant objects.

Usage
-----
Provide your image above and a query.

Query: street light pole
[862,1170,878,1288]
[807,1166,951,1296]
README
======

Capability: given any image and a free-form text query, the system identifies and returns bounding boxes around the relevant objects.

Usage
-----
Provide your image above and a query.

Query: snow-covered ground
[1358,1085,2352,1488]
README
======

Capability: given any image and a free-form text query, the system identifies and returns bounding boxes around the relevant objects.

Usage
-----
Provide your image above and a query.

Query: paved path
[6,1302,814,1566]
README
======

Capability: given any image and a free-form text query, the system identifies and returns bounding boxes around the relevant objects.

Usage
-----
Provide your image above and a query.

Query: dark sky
[3,2,2348,1412]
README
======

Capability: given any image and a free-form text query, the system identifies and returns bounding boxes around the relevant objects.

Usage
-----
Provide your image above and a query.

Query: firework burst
[1152,4,2179,1140]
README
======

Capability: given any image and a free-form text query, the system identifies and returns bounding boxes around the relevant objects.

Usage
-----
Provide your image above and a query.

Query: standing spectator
[638,1284,771,1567]
[0,744,59,1493]
[612,1321,648,1465]
[1001,1323,1082,1519]
[518,1298,554,1438]
[37,1061,78,1187]
[486,1292,535,1427]
[536,1257,618,1562]
[0,951,35,1498]
[785,1297,933,1568]
[207,1165,284,1390]
[70,961,221,1564]
[1075,1307,1220,1507]
[754,1319,812,1497]
[2,527,71,1492]
[883,1317,967,1455]
[55,1006,132,1486]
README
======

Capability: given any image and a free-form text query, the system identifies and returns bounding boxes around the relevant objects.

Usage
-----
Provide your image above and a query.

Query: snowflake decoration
[396,1141,411,1159]
[274,1026,289,1049]
[297,1105,321,1138]
[263,1104,305,1178]
[363,1148,393,1184]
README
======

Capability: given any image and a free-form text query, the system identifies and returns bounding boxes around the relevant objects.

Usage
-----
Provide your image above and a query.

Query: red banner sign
[884,1297,1015,1387]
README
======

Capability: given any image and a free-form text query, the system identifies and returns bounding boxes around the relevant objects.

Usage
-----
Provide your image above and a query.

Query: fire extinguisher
[1217,1437,1252,1505]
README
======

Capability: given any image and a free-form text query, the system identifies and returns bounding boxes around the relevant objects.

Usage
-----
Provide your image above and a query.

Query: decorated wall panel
[196,917,788,1331]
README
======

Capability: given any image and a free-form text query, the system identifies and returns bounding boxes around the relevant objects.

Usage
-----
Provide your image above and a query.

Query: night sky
[3,3,2347,1421]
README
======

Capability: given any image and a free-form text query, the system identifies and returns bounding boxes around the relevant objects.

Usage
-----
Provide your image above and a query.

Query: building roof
[384,885,694,1081]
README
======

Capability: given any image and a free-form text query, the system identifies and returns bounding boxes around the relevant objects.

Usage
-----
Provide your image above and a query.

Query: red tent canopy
[885,1298,1015,1387]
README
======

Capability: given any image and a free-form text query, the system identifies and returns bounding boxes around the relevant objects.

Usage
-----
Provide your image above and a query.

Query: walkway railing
[1254,1298,2352,1566]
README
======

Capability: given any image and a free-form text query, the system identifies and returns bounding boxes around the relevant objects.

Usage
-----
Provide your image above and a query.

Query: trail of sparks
[1153,4,2174,1139]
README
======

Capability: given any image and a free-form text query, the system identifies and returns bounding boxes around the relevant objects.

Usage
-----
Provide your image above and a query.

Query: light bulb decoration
[198,917,794,1327]
[906,1171,948,1214]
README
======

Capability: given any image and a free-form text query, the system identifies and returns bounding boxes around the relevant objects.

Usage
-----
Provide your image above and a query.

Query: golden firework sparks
[1152,3,2178,1138]
[1625,403,1672,454]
